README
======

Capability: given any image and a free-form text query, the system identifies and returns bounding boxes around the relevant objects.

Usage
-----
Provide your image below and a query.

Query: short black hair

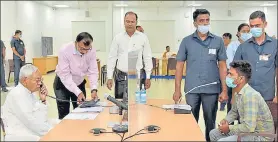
[76,32,93,46]
[237,23,249,32]
[166,46,170,49]
[223,33,232,39]
[15,30,22,35]
[193,9,210,21]
[230,60,252,81]
[249,11,266,22]
[125,11,138,21]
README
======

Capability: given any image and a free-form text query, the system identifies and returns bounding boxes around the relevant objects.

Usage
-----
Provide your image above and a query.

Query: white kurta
[1,83,52,141]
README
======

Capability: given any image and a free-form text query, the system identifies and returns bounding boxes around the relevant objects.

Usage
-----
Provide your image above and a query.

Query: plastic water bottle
[140,84,146,104]
[135,84,141,103]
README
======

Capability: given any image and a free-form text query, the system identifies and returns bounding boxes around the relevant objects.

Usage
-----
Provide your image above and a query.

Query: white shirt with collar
[107,31,153,79]
[2,83,52,141]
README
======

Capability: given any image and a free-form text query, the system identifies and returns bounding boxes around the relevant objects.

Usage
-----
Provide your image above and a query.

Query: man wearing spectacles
[54,32,99,119]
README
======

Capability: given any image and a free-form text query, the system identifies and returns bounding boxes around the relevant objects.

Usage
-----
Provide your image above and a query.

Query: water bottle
[140,84,146,104]
[135,84,141,103]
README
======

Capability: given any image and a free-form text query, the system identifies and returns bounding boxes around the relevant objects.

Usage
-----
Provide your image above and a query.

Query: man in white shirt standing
[2,64,52,141]
[107,11,153,99]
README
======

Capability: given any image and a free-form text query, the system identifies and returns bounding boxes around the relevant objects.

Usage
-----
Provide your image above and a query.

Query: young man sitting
[209,60,274,141]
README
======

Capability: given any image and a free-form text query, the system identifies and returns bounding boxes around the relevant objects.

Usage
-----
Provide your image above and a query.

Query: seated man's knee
[209,128,220,141]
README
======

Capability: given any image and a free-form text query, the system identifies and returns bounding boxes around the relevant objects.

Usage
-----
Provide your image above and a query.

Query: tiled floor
[0,72,228,136]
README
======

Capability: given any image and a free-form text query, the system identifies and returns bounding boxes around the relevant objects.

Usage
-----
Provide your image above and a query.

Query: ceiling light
[188,4,202,7]
[260,3,276,6]
[53,5,69,8]
[115,4,128,7]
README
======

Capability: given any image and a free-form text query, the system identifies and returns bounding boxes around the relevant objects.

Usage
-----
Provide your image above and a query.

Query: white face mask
[197,25,210,34]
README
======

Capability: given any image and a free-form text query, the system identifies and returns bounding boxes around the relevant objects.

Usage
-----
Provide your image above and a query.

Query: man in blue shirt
[1,40,8,92]
[234,11,277,103]
[10,30,26,86]
[173,9,228,142]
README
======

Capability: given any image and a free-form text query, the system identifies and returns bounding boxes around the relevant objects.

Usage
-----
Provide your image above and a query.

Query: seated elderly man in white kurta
[1,64,59,141]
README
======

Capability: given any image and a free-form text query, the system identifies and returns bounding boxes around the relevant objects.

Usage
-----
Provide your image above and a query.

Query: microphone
[184,82,218,95]
[104,94,128,110]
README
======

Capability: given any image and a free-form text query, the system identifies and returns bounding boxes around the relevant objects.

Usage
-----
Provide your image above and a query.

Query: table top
[127,99,205,141]
[40,99,205,141]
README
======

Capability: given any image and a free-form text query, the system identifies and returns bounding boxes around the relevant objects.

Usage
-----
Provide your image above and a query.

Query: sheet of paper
[64,113,99,120]
[72,107,103,113]
[162,104,192,110]
[96,101,108,107]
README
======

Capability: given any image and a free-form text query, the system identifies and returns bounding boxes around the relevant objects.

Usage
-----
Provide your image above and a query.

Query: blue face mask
[226,76,237,88]
[250,27,263,38]
[240,33,252,41]
[197,25,210,34]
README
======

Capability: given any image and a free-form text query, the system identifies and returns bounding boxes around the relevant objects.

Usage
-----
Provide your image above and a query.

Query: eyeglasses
[79,46,92,51]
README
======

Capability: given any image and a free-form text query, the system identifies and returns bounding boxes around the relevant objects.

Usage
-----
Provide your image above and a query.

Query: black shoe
[2,87,8,92]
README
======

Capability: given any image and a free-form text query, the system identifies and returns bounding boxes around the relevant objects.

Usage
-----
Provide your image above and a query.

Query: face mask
[240,33,252,41]
[250,27,263,38]
[197,25,210,34]
[226,76,237,88]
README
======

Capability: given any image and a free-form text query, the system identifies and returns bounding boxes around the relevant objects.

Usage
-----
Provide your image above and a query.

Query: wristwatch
[91,89,98,93]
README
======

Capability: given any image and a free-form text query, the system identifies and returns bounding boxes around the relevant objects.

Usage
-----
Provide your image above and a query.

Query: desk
[128,99,205,141]
[40,99,205,141]
[33,56,58,75]
[40,102,123,141]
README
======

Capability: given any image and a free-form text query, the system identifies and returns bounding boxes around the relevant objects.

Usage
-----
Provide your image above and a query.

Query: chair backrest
[267,102,277,134]
[8,59,14,72]
[101,65,107,72]
[167,58,177,70]
[0,107,6,138]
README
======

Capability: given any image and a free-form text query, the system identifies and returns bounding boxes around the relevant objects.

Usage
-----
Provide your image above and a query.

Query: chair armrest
[237,132,276,141]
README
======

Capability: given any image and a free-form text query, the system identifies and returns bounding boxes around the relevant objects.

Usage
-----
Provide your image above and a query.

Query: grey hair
[19,64,38,80]
[249,11,266,22]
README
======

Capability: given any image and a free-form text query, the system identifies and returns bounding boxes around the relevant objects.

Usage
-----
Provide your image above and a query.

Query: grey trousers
[0,60,6,87]
[186,93,218,142]
[14,59,25,86]
[209,128,267,141]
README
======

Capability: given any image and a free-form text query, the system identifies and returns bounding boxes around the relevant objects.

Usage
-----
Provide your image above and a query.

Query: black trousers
[114,69,128,99]
[53,75,87,119]
[139,69,146,90]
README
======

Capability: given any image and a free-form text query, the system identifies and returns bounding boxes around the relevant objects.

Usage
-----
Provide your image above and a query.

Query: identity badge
[208,49,216,55]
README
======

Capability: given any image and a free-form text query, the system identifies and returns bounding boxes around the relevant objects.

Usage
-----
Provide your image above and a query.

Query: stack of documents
[72,107,103,113]
[64,113,99,120]
[162,104,192,110]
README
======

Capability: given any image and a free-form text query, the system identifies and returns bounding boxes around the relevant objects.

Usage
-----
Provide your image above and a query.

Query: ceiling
[36,1,277,9]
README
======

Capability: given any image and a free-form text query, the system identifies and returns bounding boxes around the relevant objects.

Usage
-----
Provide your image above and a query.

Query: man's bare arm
[218,61,228,92]
[175,61,185,92]
[11,47,22,57]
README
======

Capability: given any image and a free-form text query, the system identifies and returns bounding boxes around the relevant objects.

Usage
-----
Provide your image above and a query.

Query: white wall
[54,7,113,65]
[2,1,276,69]
[53,5,277,70]
[1,1,55,63]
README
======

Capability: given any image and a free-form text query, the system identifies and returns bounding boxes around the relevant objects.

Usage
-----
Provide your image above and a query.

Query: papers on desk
[96,101,108,107]
[162,104,192,110]
[72,107,103,113]
[64,113,99,120]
